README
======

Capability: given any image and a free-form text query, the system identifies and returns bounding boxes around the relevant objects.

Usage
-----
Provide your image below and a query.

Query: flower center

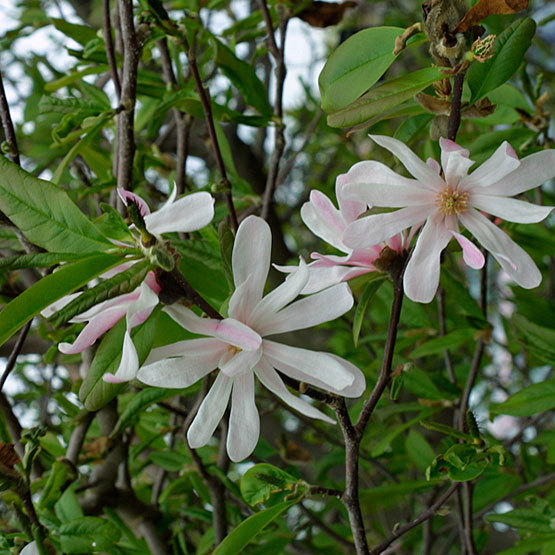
[435,188,470,216]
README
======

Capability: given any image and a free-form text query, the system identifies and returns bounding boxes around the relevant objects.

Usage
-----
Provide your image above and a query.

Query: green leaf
[420,421,475,443]
[319,27,405,113]
[39,95,109,116]
[353,276,386,347]
[79,309,159,411]
[468,18,536,102]
[327,67,443,128]
[0,155,111,253]
[214,39,272,116]
[240,464,301,507]
[49,18,98,46]
[49,259,152,328]
[59,516,121,553]
[490,379,555,417]
[512,314,555,365]
[405,429,435,471]
[39,460,77,510]
[410,328,477,358]
[0,252,86,270]
[213,500,298,555]
[218,221,235,290]
[0,253,123,348]
[111,387,178,438]
[360,479,442,504]
[497,535,555,555]
[485,508,553,534]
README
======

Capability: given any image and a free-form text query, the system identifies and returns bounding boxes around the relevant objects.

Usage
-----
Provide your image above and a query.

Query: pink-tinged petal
[302,264,370,294]
[59,305,127,354]
[443,150,475,189]
[263,340,354,391]
[163,304,219,336]
[100,262,133,279]
[220,346,263,377]
[41,291,81,319]
[343,206,431,249]
[145,191,214,234]
[310,252,355,265]
[227,277,251,322]
[461,141,520,189]
[232,216,271,317]
[300,194,347,252]
[103,330,139,383]
[248,259,309,328]
[227,371,259,462]
[118,188,151,216]
[403,214,452,303]
[257,283,353,336]
[427,157,441,174]
[255,359,335,423]
[144,337,226,366]
[187,372,232,449]
[343,182,435,207]
[339,159,426,189]
[214,318,261,351]
[460,210,542,288]
[471,194,553,224]
[439,138,470,174]
[450,231,485,269]
[484,149,555,196]
[127,282,159,328]
[370,135,445,190]
[145,271,162,294]
[336,176,367,222]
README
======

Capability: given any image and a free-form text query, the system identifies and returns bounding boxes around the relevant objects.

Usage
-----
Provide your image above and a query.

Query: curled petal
[338,159,419,190]
[164,304,219,336]
[226,371,259,461]
[127,281,159,329]
[118,189,151,216]
[462,141,520,189]
[301,192,348,252]
[336,176,367,222]
[450,231,485,269]
[439,138,472,187]
[220,346,263,377]
[471,194,553,224]
[103,330,139,383]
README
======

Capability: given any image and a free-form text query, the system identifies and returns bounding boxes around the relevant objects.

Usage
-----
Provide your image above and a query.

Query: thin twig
[437,286,456,384]
[103,0,121,98]
[300,502,355,550]
[0,70,20,164]
[447,73,465,142]
[0,320,32,392]
[66,411,96,466]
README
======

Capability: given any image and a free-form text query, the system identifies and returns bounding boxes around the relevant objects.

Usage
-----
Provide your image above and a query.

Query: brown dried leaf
[297,1,357,28]
[415,92,452,115]
[0,442,19,468]
[463,97,497,118]
[456,0,529,34]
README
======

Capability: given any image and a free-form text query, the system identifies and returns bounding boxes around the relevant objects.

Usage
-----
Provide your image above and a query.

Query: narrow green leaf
[512,314,555,365]
[468,18,536,102]
[420,420,475,443]
[49,18,98,46]
[240,464,300,507]
[319,27,405,112]
[0,253,123,348]
[353,275,385,347]
[405,429,435,470]
[490,379,555,417]
[0,155,111,253]
[497,535,555,555]
[39,460,77,510]
[410,328,477,358]
[59,516,121,553]
[44,65,110,92]
[0,252,86,270]
[485,508,553,533]
[49,259,152,328]
[39,95,109,115]
[360,479,442,504]
[327,67,443,128]
[79,309,159,411]
[213,500,298,555]
[218,221,235,290]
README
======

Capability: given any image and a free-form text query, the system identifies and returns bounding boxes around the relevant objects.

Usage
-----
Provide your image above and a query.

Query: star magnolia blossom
[45,189,214,383]
[138,216,365,462]
[278,176,409,294]
[342,135,554,303]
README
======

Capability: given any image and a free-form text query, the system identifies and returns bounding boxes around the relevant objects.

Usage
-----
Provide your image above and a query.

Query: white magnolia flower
[138,216,365,462]
[342,135,554,303]
[278,176,409,293]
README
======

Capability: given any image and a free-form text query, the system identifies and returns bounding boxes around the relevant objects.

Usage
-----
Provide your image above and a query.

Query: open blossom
[45,189,214,382]
[278,177,409,294]
[342,135,554,303]
[138,216,365,462]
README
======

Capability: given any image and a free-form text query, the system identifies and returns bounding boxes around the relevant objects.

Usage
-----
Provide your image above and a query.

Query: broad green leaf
[39,460,77,510]
[403,368,452,400]
[327,67,443,128]
[0,252,85,270]
[240,464,301,507]
[473,470,521,512]
[0,253,123,348]
[49,18,98,46]
[49,259,152,328]
[214,39,272,116]
[79,309,159,411]
[39,95,109,116]
[498,535,555,555]
[485,508,553,533]
[353,275,385,347]
[150,450,189,472]
[110,387,179,438]
[213,500,298,555]
[59,516,121,553]
[490,379,555,417]
[512,314,555,365]
[410,328,477,358]
[405,429,435,470]
[440,271,486,322]
[319,27,405,113]
[468,18,536,102]
[0,155,111,253]
[55,488,84,524]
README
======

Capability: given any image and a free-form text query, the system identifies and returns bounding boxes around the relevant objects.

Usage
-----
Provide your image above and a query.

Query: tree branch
[103,0,121,98]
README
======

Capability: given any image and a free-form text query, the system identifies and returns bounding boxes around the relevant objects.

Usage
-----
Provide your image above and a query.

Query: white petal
[41,291,81,319]
[127,281,159,328]
[263,340,354,391]
[471,194,553,224]
[187,372,232,448]
[484,149,555,196]
[461,141,520,189]
[404,214,452,303]
[227,277,251,322]
[20,543,39,555]
[336,175,367,222]
[258,283,353,336]
[214,318,261,351]
[232,216,271,318]
[220,346,263,377]
[343,206,431,249]
[145,191,214,234]
[255,359,335,423]
[339,159,422,190]
[439,138,473,188]
[103,330,139,383]
[248,259,309,328]
[343,182,435,207]
[138,338,224,387]
[301,264,370,294]
[301,190,347,251]
[370,135,445,190]
[460,210,542,288]
[163,304,219,336]
[226,371,259,462]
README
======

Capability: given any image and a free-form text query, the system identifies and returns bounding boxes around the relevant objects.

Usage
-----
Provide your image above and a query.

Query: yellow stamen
[435,188,470,216]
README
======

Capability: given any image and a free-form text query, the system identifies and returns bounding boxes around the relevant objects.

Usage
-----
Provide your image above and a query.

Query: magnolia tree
[0,0,554,553]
